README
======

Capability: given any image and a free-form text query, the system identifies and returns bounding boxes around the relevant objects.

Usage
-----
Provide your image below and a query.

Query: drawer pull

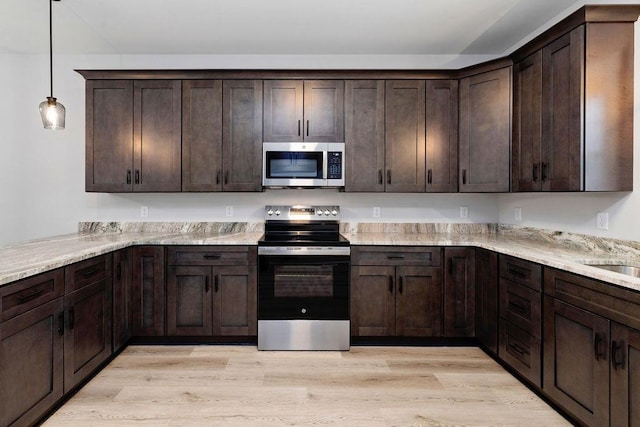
[81,267,101,277]
[399,277,403,294]
[378,169,383,185]
[594,333,606,361]
[387,255,405,260]
[387,170,391,185]
[17,288,45,304]
[203,254,222,260]
[509,342,529,357]
[388,276,394,293]
[205,276,210,293]
[214,275,219,293]
[506,264,529,279]
[611,340,625,370]
[507,302,527,314]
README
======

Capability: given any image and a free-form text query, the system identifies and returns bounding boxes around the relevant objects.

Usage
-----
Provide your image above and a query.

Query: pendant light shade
[40,0,65,130]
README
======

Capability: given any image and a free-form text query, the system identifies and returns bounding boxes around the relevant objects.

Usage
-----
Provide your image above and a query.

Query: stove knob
[267,209,274,216]
[316,209,323,216]
[301,308,307,314]
[274,209,281,216]
[324,209,330,216]
[331,209,338,216]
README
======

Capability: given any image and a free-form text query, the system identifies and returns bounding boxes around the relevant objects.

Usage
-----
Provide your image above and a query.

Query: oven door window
[274,265,333,298]
[266,151,323,179]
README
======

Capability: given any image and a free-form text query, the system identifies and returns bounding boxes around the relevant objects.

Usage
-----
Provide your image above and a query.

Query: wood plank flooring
[42,346,570,426]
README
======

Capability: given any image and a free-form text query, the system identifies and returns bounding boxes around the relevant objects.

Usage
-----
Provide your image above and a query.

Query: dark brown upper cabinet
[263,80,344,142]
[426,80,458,192]
[512,6,638,192]
[85,79,181,192]
[344,80,385,192]
[182,80,263,192]
[385,80,426,192]
[459,66,511,193]
[85,80,134,192]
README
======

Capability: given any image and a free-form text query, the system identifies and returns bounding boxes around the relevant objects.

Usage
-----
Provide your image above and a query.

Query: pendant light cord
[49,0,53,99]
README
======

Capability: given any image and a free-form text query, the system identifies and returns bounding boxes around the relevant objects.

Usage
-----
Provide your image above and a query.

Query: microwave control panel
[327,152,343,179]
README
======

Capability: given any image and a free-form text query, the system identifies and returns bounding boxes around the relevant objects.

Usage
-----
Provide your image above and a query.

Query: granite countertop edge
[2,230,640,293]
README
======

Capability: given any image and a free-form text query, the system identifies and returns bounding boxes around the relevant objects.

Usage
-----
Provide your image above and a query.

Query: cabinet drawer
[499,255,541,291]
[499,279,541,339]
[1,269,64,321]
[351,246,441,266]
[167,246,254,266]
[499,320,541,388]
[65,254,112,293]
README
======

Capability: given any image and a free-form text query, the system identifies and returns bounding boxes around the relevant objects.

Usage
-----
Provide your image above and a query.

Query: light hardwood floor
[43,345,570,426]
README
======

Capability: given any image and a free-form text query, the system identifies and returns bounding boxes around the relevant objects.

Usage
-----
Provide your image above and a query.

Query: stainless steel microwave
[262,142,345,188]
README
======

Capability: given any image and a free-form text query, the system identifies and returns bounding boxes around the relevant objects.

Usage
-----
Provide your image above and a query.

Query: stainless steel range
[257,205,350,350]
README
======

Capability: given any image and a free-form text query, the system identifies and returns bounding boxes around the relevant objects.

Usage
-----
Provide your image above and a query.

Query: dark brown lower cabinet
[351,264,442,337]
[63,276,113,393]
[475,249,498,354]
[0,298,64,427]
[166,246,257,337]
[543,297,609,427]
[131,246,165,336]
[112,248,132,351]
[443,248,475,337]
[610,322,640,427]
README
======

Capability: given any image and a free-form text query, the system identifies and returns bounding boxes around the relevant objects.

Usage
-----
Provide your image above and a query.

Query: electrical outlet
[460,206,468,219]
[373,207,381,218]
[596,212,609,230]
[514,207,522,221]
[225,206,234,217]
[140,206,148,218]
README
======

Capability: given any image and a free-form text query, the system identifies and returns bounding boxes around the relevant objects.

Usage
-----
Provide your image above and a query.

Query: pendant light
[39,0,65,129]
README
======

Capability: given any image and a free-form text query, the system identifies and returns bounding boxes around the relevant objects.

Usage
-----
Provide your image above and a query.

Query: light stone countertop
[2,223,640,294]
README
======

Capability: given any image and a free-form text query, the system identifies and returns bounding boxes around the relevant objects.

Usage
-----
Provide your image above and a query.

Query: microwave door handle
[323,151,328,180]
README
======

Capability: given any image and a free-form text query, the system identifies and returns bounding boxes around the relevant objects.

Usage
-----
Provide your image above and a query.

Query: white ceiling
[0,0,632,57]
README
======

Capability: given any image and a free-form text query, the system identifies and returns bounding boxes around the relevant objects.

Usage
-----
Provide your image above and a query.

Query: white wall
[0,53,500,246]
[2,25,640,246]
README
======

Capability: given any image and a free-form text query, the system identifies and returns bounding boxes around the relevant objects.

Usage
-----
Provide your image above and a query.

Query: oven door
[258,253,349,321]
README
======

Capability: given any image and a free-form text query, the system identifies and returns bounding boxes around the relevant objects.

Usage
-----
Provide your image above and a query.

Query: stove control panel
[265,205,340,220]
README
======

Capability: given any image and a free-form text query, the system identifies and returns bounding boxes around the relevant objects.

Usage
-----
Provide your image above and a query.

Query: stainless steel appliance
[258,205,350,350]
[262,142,345,188]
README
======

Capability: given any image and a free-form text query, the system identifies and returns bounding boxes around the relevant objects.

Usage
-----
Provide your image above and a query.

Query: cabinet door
[0,298,64,427]
[459,67,511,192]
[385,80,426,192]
[182,80,223,191]
[303,80,344,142]
[396,266,442,337]
[350,265,395,336]
[610,322,640,427]
[85,80,134,192]
[212,265,257,336]
[131,246,165,337]
[475,248,498,354]
[133,80,182,192]
[166,266,213,336]
[512,51,542,192]
[222,80,263,191]
[113,248,132,352]
[263,80,303,142]
[426,80,458,192]
[64,278,113,393]
[344,80,385,192]
[541,27,584,191]
[444,248,475,337]
[543,297,609,427]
